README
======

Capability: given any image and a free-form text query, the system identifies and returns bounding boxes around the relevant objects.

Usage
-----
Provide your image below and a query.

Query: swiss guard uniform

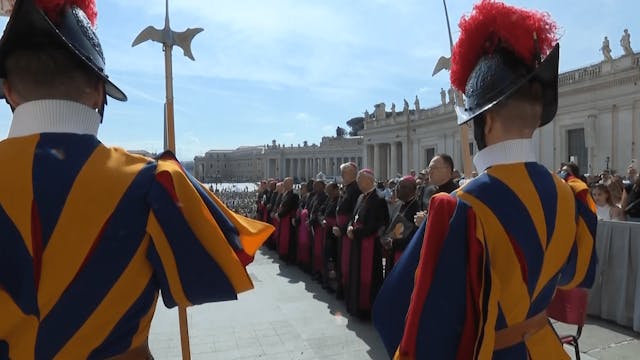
[373,1,597,359]
[0,0,273,358]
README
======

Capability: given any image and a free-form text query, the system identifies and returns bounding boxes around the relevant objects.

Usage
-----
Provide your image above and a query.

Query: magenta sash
[312,223,325,273]
[277,215,291,257]
[337,214,351,287]
[270,216,280,246]
[359,232,376,311]
[296,209,311,265]
[336,214,349,228]
[340,235,351,288]
[325,216,337,228]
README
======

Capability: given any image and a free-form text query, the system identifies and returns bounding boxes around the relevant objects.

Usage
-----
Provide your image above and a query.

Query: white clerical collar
[473,138,537,172]
[7,99,101,138]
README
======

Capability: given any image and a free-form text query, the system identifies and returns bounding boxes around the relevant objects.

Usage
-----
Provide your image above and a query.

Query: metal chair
[547,288,589,360]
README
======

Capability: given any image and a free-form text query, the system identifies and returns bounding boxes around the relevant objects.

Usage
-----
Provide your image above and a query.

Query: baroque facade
[193,137,363,182]
[194,33,639,182]
[194,146,266,182]
[361,46,640,178]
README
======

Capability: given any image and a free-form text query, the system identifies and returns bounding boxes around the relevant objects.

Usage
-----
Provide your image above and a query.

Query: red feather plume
[36,0,97,27]
[450,0,558,93]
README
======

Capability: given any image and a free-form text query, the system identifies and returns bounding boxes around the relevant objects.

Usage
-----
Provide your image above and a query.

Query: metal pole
[443,0,454,50]
[164,42,176,153]
[443,0,473,177]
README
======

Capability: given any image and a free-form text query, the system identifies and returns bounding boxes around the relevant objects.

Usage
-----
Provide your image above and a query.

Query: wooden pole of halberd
[163,39,190,359]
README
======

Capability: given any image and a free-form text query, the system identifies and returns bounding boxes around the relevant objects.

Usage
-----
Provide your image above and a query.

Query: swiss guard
[0,0,273,358]
[373,1,597,359]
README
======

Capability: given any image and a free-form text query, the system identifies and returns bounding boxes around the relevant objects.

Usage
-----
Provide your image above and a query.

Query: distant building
[194,136,363,182]
[195,37,640,181]
[262,137,363,181]
[361,46,640,177]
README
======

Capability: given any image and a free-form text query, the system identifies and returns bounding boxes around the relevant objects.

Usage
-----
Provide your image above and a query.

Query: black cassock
[346,189,389,318]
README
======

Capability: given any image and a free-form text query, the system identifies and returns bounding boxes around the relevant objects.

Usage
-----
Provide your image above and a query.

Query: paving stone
[149,248,640,360]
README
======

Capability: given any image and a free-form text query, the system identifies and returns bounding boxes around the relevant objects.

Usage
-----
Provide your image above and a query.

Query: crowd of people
[209,185,258,218]
[559,161,640,221]
[241,152,637,325]
[251,154,468,320]
[0,0,605,358]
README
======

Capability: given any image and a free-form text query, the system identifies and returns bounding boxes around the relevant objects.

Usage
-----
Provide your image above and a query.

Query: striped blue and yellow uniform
[373,162,596,359]
[0,133,273,359]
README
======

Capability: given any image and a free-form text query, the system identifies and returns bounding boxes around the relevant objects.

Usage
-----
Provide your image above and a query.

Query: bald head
[284,177,294,191]
[340,162,358,184]
[356,169,375,193]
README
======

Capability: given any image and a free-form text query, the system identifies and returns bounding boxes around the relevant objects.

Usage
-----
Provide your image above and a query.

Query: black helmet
[455,43,559,127]
[0,0,127,101]
[451,1,558,127]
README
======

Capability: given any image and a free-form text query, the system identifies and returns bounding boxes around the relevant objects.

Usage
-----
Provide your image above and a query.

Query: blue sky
[0,0,635,161]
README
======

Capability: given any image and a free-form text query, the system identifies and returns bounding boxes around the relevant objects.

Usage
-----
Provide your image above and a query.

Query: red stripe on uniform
[399,195,458,357]
[507,233,528,285]
[457,208,481,360]
[156,171,179,204]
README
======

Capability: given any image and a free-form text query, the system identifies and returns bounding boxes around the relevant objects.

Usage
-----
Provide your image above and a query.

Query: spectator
[608,176,625,207]
[591,183,625,220]
[622,176,640,221]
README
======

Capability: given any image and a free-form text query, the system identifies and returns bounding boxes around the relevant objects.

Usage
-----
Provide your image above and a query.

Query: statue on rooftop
[621,29,634,56]
[601,36,613,61]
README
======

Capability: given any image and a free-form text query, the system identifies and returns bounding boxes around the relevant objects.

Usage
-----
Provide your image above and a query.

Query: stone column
[412,141,421,173]
[363,145,369,171]
[373,143,381,175]
[279,158,285,179]
[265,158,270,179]
[298,158,303,179]
[390,142,398,179]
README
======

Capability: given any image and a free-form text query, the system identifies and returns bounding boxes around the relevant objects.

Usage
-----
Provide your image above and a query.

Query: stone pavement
[149,248,639,359]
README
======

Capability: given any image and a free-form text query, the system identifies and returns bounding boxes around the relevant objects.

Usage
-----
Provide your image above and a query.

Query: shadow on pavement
[586,316,640,338]
[259,247,389,360]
